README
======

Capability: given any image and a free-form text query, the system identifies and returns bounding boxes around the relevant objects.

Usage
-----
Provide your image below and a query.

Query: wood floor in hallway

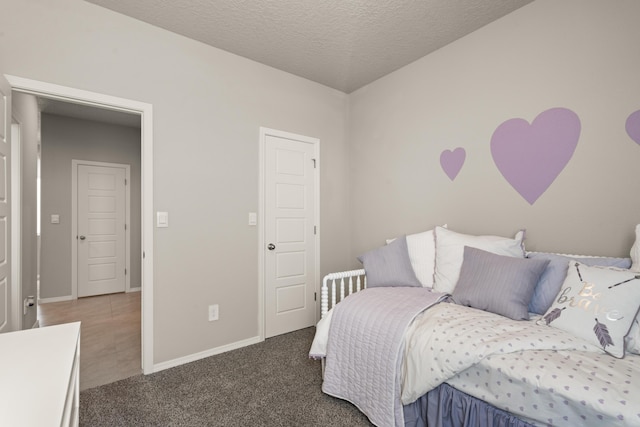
[38,291,141,391]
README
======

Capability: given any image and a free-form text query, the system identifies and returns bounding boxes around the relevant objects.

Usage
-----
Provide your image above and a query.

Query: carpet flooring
[80,327,373,426]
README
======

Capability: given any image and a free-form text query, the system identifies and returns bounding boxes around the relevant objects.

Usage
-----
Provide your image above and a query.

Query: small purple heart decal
[626,110,640,145]
[491,107,580,204]
[440,147,466,181]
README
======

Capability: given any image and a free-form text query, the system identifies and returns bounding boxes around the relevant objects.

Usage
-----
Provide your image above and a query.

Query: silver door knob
[79,235,86,240]
[267,243,276,250]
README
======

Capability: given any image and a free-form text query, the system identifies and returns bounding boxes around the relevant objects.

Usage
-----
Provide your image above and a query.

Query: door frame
[71,160,131,298]
[5,75,155,375]
[10,118,21,331]
[257,127,320,341]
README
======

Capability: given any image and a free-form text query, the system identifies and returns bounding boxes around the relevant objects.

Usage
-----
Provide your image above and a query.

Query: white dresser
[0,322,81,427]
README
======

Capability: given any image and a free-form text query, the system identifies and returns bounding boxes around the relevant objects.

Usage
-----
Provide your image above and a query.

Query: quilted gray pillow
[453,246,549,320]
[357,237,422,288]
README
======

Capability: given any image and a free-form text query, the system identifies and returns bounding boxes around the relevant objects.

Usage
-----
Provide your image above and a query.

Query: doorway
[6,74,155,374]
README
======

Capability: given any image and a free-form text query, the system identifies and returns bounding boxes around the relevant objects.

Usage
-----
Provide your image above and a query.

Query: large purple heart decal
[626,109,640,145]
[491,107,581,205]
[440,147,466,181]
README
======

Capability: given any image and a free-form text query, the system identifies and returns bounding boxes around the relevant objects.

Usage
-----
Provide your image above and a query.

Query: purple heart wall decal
[440,147,466,181]
[626,109,640,145]
[490,107,581,205]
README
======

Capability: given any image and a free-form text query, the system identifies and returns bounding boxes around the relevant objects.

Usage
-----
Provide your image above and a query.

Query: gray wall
[348,0,640,260]
[0,0,351,363]
[40,113,141,299]
[11,92,39,329]
[7,0,636,368]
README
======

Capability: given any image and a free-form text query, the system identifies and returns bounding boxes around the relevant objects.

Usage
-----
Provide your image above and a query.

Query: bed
[310,225,640,427]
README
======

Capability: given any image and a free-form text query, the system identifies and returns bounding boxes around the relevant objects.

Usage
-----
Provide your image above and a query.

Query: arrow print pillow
[539,261,640,358]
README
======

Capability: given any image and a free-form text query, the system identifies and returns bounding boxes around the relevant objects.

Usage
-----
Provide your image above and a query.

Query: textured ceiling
[85,0,533,93]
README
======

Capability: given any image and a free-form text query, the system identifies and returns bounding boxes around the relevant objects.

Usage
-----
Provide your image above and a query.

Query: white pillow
[625,224,640,354]
[386,225,447,287]
[433,226,525,294]
[631,224,640,272]
[626,318,640,355]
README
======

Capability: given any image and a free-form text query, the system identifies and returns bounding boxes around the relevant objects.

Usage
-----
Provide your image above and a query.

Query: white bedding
[403,303,640,426]
[449,347,640,426]
[312,301,640,426]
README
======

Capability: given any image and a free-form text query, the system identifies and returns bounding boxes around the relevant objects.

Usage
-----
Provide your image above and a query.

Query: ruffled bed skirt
[404,383,535,427]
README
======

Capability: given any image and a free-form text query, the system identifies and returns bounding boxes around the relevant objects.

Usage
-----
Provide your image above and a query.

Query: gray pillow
[452,246,549,320]
[357,237,422,288]
[526,252,632,314]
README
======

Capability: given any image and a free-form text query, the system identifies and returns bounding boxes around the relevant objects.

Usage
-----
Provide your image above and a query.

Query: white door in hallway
[0,74,12,333]
[264,130,318,338]
[77,164,126,297]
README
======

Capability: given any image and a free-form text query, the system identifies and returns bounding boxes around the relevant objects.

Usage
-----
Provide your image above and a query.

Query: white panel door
[0,74,11,333]
[77,164,126,297]
[265,134,317,338]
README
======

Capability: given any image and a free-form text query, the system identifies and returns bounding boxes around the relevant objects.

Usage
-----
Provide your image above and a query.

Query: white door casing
[6,74,156,375]
[75,163,128,298]
[6,74,155,374]
[10,120,21,331]
[0,74,11,334]
[260,128,319,339]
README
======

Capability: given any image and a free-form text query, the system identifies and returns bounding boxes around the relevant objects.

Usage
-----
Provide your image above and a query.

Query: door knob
[79,235,86,240]
[267,243,276,250]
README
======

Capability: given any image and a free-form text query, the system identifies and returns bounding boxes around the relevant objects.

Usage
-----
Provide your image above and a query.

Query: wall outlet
[208,304,219,321]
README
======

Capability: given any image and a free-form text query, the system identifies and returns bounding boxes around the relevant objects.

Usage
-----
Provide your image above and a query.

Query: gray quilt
[322,287,446,427]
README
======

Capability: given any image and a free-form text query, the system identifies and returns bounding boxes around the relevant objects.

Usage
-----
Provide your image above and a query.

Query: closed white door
[77,164,126,297]
[0,74,11,333]
[264,132,318,338]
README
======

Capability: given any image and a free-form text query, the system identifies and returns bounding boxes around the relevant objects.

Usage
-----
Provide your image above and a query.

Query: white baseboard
[127,286,141,293]
[152,335,263,373]
[39,295,74,304]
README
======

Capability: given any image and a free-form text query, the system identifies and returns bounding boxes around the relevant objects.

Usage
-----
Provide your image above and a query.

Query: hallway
[38,291,141,390]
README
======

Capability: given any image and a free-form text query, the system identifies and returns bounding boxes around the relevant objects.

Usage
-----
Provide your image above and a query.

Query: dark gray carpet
[80,327,373,426]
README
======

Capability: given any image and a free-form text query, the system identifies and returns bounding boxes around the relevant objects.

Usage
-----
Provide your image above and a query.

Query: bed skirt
[403,383,535,427]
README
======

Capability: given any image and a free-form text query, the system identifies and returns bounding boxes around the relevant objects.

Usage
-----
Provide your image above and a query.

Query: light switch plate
[157,211,169,228]
[248,212,257,226]
[51,214,60,224]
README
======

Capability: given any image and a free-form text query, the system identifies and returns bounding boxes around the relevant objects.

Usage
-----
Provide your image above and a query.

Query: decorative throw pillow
[433,227,526,294]
[526,252,632,315]
[386,225,447,287]
[452,246,550,320]
[631,224,640,273]
[406,229,439,287]
[626,317,640,355]
[357,236,422,288]
[539,262,640,358]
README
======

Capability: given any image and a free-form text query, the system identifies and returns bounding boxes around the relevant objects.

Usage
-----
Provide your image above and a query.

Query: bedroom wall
[39,113,142,300]
[348,0,640,260]
[0,0,351,364]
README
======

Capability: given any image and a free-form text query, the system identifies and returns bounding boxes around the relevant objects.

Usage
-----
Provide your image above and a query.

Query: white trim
[71,160,131,297]
[6,75,155,375]
[127,286,141,293]
[153,335,262,373]
[39,295,74,304]
[10,119,22,331]
[258,127,320,341]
